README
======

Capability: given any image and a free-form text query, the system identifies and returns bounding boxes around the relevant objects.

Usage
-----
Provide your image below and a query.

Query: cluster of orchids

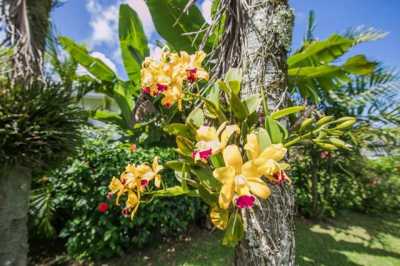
[107,50,355,246]
[140,50,209,109]
[108,157,163,219]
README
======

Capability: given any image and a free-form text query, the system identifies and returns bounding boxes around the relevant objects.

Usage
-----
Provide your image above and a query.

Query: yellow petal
[135,164,152,176]
[220,125,240,148]
[219,182,234,209]
[152,156,163,173]
[213,166,235,184]
[247,178,271,199]
[154,175,161,188]
[234,175,250,196]
[244,133,261,160]
[196,126,218,141]
[210,207,229,230]
[193,51,206,66]
[223,145,243,172]
[126,191,139,209]
[256,159,281,177]
[241,161,262,179]
[258,144,287,161]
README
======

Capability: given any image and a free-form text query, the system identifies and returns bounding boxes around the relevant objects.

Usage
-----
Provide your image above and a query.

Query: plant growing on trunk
[105,49,354,264]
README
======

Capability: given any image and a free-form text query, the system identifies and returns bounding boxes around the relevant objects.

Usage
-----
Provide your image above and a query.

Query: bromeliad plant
[107,51,356,246]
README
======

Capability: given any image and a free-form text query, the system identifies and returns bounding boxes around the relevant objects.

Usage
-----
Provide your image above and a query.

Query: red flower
[236,195,255,209]
[186,68,197,83]
[142,87,151,94]
[130,144,137,153]
[97,202,109,213]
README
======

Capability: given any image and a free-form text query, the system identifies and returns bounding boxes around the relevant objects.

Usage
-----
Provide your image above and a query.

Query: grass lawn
[109,211,400,266]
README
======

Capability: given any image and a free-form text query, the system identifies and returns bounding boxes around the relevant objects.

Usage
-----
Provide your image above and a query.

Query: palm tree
[0,1,54,265]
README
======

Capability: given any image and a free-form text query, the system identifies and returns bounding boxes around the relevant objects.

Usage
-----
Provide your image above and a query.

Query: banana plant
[59,4,148,130]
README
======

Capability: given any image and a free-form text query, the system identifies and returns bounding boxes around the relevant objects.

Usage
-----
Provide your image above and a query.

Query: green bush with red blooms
[29,126,206,261]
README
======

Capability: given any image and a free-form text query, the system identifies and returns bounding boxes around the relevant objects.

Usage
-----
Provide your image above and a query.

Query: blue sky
[52,0,400,77]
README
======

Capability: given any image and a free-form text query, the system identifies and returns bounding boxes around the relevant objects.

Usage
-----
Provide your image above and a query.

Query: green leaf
[176,136,194,156]
[119,4,149,83]
[243,94,262,114]
[270,106,305,120]
[265,116,283,144]
[149,186,198,197]
[222,211,244,247]
[146,0,209,52]
[254,127,272,151]
[112,82,134,127]
[59,36,117,82]
[224,68,242,95]
[91,110,127,128]
[186,108,205,127]
[191,167,221,190]
[207,85,220,107]
[165,160,190,171]
[288,34,354,67]
[343,55,376,75]
[229,92,248,121]
[198,186,218,207]
[164,123,193,139]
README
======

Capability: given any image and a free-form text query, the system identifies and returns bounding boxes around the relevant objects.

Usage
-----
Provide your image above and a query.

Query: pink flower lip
[157,83,168,92]
[198,148,212,160]
[236,195,255,209]
[186,68,197,83]
[192,148,212,161]
[141,179,149,187]
[97,202,109,213]
[142,87,151,94]
[273,170,288,184]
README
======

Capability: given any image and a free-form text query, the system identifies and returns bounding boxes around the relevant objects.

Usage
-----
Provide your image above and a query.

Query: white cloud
[200,0,212,24]
[86,1,119,47]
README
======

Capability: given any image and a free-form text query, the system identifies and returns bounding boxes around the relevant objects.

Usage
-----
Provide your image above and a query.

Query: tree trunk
[232,0,295,265]
[0,165,32,266]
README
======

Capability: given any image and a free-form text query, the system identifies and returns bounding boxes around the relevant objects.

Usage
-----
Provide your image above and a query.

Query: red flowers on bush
[97,202,109,213]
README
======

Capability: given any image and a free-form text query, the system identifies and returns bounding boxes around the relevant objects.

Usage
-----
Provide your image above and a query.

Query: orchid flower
[180,51,209,82]
[244,134,290,183]
[192,123,240,162]
[213,145,271,209]
[135,157,163,189]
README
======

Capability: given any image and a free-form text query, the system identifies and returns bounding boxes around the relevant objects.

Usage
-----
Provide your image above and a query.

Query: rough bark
[233,0,296,265]
[0,165,32,266]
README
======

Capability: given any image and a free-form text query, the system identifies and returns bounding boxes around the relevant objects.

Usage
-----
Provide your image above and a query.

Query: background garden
[0,0,399,265]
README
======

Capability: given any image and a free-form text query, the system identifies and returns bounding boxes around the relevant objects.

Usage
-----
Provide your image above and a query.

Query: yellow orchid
[244,133,290,183]
[126,190,140,219]
[192,123,240,161]
[108,177,126,205]
[135,156,163,189]
[180,51,209,82]
[210,207,229,230]
[213,145,271,209]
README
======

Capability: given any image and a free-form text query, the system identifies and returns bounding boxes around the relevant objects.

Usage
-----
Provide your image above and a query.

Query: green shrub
[291,151,400,218]
[30,126,206,261]
[358,156,400,214]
